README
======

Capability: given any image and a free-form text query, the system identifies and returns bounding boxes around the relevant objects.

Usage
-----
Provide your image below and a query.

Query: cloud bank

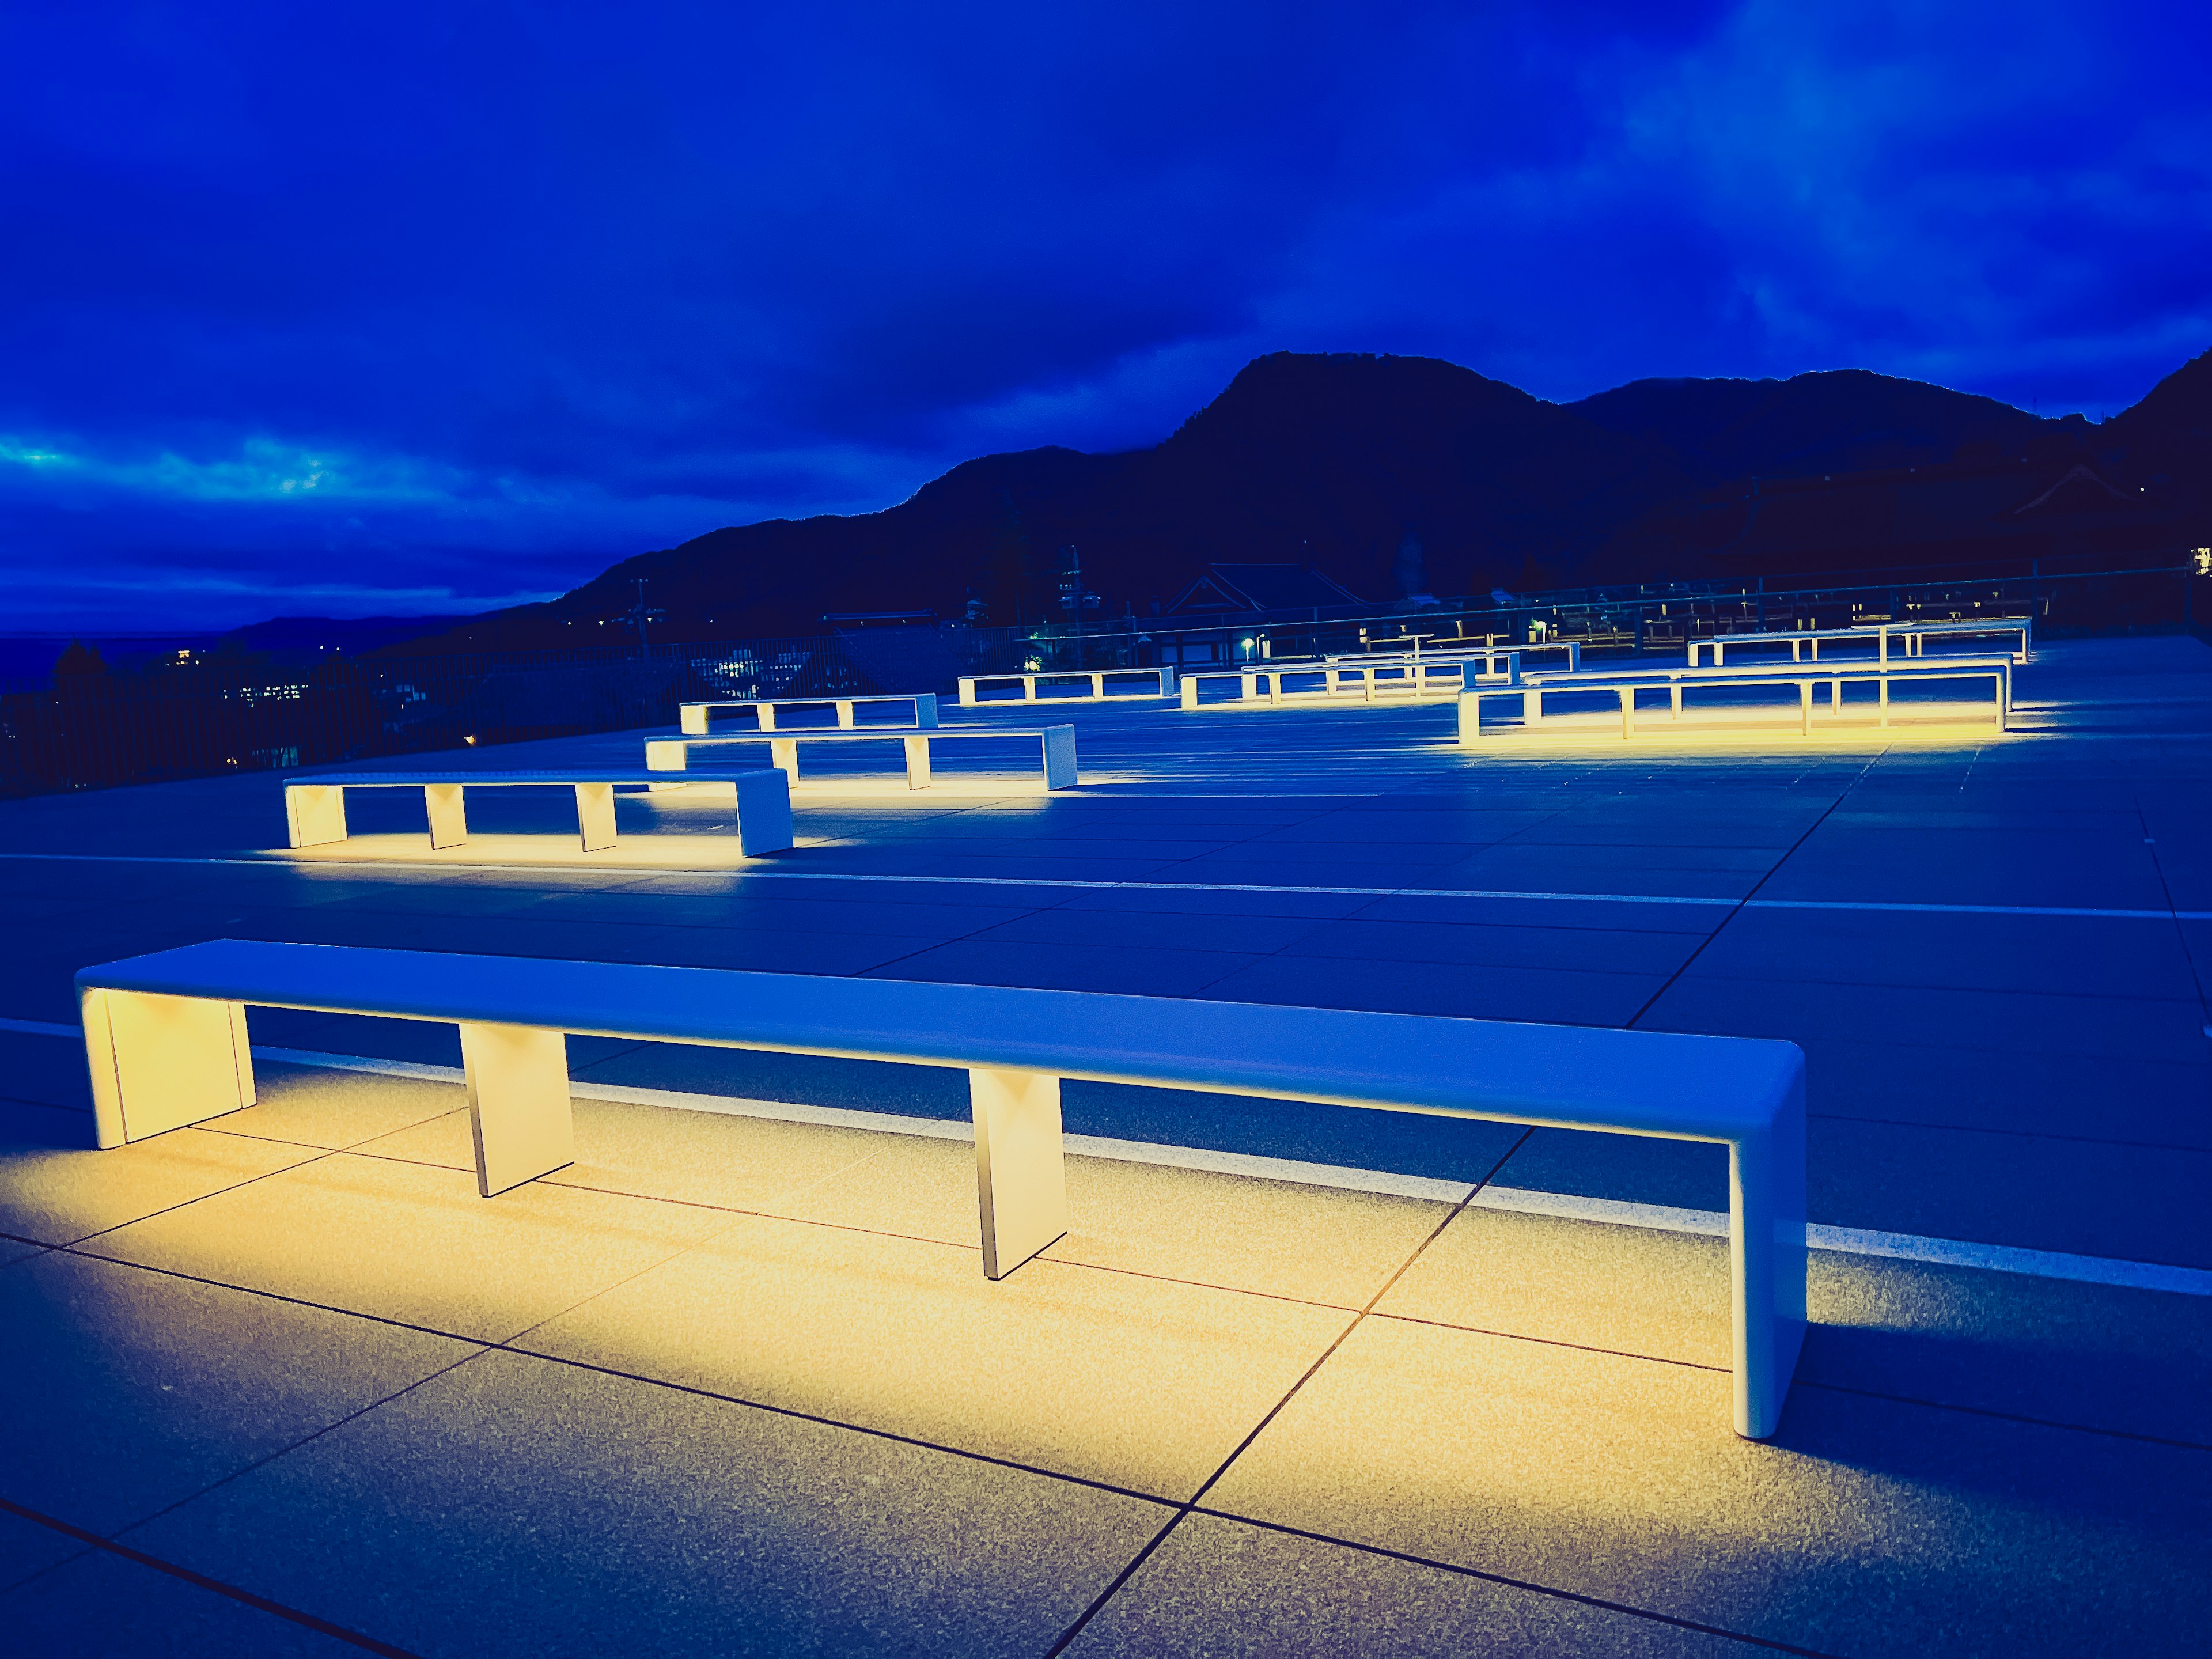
[1,0,2205,629]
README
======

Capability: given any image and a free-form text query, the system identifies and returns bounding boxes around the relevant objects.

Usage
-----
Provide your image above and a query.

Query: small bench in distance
[646,726,1078,791]
[957,668,1174,707]
[75,938,1807,1438]
[1461,658,2012,744]
[283,767,793,855]
[679,692,939,736]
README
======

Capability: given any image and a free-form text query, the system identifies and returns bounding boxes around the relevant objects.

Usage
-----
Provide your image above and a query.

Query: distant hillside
[388,347,2211,652]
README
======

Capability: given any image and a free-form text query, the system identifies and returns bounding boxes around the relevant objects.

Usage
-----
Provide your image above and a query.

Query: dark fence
[4,552,2205,798]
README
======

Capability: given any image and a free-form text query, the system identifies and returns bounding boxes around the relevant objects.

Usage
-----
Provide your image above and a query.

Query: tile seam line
[1,850,2196,920]
[1175,1508,1854,1659]
[0,1493,429,1658]
[1037,1128,1539,1658]
[12,1024,2209,1294]
[40,1242,1181,1506]
[1625,753,1881,1029]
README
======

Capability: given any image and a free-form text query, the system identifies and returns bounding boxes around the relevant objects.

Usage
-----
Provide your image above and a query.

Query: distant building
[1165,564,1363,617]
[1154,563,1366,666]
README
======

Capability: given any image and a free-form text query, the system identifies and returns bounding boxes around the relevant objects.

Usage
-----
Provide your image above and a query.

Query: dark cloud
[0,0,2205,628]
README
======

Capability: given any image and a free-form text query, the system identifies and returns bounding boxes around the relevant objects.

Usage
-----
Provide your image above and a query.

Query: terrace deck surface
[2,636,2209,1656]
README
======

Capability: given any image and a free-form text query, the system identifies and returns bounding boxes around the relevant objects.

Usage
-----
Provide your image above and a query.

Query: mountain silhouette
[393,349,2210,651]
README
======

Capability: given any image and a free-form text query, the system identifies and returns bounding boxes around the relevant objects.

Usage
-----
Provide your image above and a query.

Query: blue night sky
[2,2,2207,632]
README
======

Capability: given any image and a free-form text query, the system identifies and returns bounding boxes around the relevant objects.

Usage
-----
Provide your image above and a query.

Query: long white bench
[75,939,1808,1438]
[957,668,1176,707]
[1179,658,1488,710]
[645,726,1078,791]
[283,768,794,855]
[1460,658,2012,743]
[1690,618,2033,668]
[1179,643,1586,710]
[679,693,939,736]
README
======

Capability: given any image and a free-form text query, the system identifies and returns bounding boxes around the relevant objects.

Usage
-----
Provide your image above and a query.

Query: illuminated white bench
[1690,618,2033,668]
[957,668,1175,707]
[679,693,939,736]
[645,726,1078,790]
[75,939,1808,1438]
[283,768,794,855]
[1178,643,1584,709]
[1180,658,1489,709]
[1461,657,2013,743]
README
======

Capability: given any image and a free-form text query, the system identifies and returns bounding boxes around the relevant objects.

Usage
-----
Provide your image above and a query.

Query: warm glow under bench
[75,940,1807,1438]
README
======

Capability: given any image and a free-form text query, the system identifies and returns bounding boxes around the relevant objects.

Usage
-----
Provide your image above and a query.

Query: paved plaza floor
[2,637,2208,1656]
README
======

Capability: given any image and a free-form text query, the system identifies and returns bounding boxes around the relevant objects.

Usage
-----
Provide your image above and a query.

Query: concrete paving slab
[1805,1116,2212,1266]
[207,1060,474,1152]
[1206,1318,2212,1657]
[126,1345,1168,1658]
[0,1029,94,1113]
[521,1209,1355,1499]
[0,1541,369,1656]
[0,1250,474,1535]
[1066,1512,1763,1658]
[0,1500,90,1594]
[81,1152,736,1343]
[0,1116,321,1248]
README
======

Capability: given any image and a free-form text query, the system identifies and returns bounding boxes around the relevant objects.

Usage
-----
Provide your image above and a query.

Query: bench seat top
[81,940,1801,1143]
[289,769,780,786]
[1518,657,2013,686]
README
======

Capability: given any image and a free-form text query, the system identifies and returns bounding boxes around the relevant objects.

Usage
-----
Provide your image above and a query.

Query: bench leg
[574,783,617,852]
[645,740,688,773]
[1041,726,1078,789]
[458,1022,574,1196]
[1830,679,1842,711]
[1798,681,1812,736]
[1455,690,1482,745]
[80,987,255,1149]
[733,767,795,854]
[680,706,709,736]
[285,784,347,848]
[1729,1099,1807,1440]
[425,783,468,849]
[970,1066,1067,1279]
[1522,688,1541,727]
[1878,676,1891,729]
[1670,683,1683,718]
[759,705,779,732]
[1619,687,1634,738]
[1179,679,1199,710]
[903,734,934,789]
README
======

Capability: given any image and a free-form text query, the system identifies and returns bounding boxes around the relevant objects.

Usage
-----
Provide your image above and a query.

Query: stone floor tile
[0,1506,89,1596]
[522,1207,1354,1498]
[81,1152,735,1343]
[205,1061,472,1152]
[1066,1513,1762,1657]
[0,1251,474,1535]
[126,1346,1170,1658]
[1044,1157,1450,1308]
[0,1118,321,1247]
[1205,1317,2212,1657]
[0,1545,363,1658]
[362,1093,896,1216]
[1380,1207,1734,1368]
